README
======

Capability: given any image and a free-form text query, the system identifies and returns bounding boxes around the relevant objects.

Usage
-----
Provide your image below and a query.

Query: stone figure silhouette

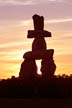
[19,14,56,80]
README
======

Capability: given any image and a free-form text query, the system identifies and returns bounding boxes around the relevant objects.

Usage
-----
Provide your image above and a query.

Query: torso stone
[32,37,47,51]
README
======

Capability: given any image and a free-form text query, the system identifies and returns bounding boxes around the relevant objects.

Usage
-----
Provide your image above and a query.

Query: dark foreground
[0,75,72,99]
[0,98,72,108]
[0,75,72,107]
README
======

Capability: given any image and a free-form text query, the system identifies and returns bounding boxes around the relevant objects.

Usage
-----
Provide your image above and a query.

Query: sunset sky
[0,0,72,79]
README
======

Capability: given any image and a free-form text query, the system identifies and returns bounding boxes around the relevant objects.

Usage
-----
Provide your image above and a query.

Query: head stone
[32,14,44,30]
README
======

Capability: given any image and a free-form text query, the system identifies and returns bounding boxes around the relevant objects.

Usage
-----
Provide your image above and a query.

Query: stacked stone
[19,14,56,80]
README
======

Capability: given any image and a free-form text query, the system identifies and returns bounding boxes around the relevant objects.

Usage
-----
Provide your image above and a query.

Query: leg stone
[19,58,37,81]
[41,58,56,79]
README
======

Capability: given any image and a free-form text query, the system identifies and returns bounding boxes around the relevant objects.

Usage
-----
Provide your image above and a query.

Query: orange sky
[0,0,72,79]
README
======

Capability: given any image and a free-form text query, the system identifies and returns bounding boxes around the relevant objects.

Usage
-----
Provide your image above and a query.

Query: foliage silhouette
[0,75,72,98]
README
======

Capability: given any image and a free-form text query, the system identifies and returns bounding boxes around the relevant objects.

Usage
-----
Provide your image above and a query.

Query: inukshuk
[19,14,56,80]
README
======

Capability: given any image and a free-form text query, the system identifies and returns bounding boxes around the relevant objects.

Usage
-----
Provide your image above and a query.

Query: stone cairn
[19,14,56,80]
